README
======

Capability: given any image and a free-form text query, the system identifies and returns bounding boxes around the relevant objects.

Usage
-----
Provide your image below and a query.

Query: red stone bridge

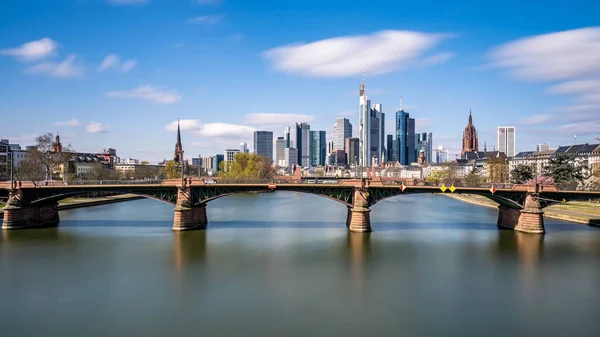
[1,178,599,234]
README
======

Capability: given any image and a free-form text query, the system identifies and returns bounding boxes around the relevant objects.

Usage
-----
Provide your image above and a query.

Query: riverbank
[0,194,144,215]
[445,194,600,226]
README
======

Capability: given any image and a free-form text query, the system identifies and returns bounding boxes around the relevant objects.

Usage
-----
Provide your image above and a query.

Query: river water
[1,193,600,337]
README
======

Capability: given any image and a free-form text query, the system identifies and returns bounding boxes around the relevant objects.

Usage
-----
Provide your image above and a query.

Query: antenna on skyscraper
[400,96,403,111]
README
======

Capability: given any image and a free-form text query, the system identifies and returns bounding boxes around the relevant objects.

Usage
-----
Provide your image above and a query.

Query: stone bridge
[1,179,599,234]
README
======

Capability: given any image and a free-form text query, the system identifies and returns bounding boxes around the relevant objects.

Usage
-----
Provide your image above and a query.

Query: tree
[442,162,460,185]
[486,156,509,183]
[219,153,276,179]
[463,167,482,187]
[133,165,160,180]
[426,169,446,184]
[28,133,74,180]
[525,176,555,186]
[83,162,121,180]
[543,153,586,189]
[164,160,181,179]
[510,164,534,184]
[14,157,44,181]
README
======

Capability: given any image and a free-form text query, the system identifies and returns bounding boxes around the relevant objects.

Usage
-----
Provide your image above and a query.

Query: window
[0,145,7,153]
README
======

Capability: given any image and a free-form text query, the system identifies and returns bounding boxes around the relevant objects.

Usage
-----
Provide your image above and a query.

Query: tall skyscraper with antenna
[358,72,384,167]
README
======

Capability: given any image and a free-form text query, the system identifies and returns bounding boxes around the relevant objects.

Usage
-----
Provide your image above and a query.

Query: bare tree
[29,133,74,180]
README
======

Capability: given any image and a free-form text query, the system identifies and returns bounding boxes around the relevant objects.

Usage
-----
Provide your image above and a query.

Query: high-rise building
[358,78,384,166]
[396,110,415,165]
[434,146,449,164]
[333,118,352,151]
[275,137,286,166]
[497,126,516,157]
[345,137,359,166]
[309,131,327,166]
[462,110,479,157]
[327,141,334,156]
[213,154,224,172]
[386,135,394,162]
[192,157,202,167]
[253,131,273,161]
[289,122,310,167]
[240,142,248,154]
[224,149,239,164]
[416,132,433,164]
[284,147,298,168]
[284,127,291,148]
[536,143,550,152]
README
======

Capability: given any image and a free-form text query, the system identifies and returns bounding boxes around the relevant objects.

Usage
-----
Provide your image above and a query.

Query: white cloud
[106,86,181,104]
[97,53,137,73]
[54,119,81,127]
[7,134,38,143]
[187,15,223,25]
[488,27,600,82]
[245,113,315,126]
[107,0,148,4]
[86,122,109,133]
[262,30,451,77]
[548,80,600,95]
[0,38,58,62]
[165,119,201,131]
[25,54,83,78]
[518,114,553,125]
[558,121,600,135]
[196,123,255,137]
[420,52,454,66]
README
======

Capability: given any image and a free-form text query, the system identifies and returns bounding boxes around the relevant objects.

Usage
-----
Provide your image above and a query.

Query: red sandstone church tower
[461,110,478,157]
[174,120,183,163]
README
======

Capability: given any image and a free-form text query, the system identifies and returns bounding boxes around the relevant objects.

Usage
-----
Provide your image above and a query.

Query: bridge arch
[25,189,178,206]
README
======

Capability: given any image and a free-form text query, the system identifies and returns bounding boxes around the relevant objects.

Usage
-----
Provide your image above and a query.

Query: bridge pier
[515,195,545,234]
[2,191,59,230]
[496,195,544,234]
[348,188,371,232]
[173,187,207,231]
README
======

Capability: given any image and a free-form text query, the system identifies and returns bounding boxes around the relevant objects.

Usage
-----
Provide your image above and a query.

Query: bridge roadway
[2,178,599,234]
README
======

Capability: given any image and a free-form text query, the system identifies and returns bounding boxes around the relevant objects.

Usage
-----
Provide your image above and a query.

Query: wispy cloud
[195,123,255,138]
[165,119,201,131]
[262,30,453,77]
[518,114,553,125]
[488,27,600,111]
[420,52,454,66]
[0,38,58,62]
[106,86,181,104]
[86,122,109,133]
[25,54,83,78]
[54,118,81,127]
[245,113,315,126]
[187,15,223,25]
[106,0,149,5]
[97,53,137,73]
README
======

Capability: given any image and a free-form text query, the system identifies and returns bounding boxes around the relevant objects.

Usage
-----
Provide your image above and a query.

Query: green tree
[219,153,276,179]
[543,153,586,188]
[133,165,160,180]
[84,162,121,180]
[164,160,181,179]
[486,156,509,183]
[463,167,482,187]
[426,169,446,184]
[442,162,460,185]
[510,164,534,184]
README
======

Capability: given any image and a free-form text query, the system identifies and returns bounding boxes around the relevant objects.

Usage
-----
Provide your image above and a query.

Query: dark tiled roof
[577,144,600,154]
[514,151,534,159]
[565,144,584,154]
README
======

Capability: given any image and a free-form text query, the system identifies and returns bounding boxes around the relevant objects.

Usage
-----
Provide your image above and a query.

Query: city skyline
[1,1,599,163]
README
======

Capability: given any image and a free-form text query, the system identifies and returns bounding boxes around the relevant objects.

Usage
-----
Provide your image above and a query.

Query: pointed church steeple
[468,109,472,124]
[174,119,183,163]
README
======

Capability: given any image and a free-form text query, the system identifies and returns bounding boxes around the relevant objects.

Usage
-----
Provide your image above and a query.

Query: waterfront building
[333,118,352,151]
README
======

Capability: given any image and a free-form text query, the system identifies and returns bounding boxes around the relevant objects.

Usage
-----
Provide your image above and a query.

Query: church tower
[174,120,183,163]
[53,134,63,153]
[461,110,479,157]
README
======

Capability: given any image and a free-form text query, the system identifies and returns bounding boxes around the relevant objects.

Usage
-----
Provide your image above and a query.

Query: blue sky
[1,0,599,162]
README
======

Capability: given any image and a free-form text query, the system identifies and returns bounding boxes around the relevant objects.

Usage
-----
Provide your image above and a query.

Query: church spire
[468,109,472,124]
[174,119,183,163]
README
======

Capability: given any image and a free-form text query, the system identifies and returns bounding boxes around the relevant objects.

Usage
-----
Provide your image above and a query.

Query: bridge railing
[55,179,165,186]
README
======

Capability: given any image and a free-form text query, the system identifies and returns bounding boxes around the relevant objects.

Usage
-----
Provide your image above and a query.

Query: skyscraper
[240,142,248,154]
[284,126,290,148]
[345,137,359,166]
[396,110,415,165]
[289,122,310,167]
[275,137,285,166]
[358,77,384,166]
[386,134,394,162]
[333,118,352,151]
[309,131,327,166]
[416,132,433,164]
[462,110,479,157]
[253,131,273,161]
[359,78,371,167]
[497,126,516,157]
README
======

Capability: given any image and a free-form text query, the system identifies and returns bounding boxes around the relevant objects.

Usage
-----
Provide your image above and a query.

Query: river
[1,193,600,336]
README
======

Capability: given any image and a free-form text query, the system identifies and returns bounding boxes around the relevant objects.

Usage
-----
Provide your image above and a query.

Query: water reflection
[346,232,371,298]
[173,230,207,272]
